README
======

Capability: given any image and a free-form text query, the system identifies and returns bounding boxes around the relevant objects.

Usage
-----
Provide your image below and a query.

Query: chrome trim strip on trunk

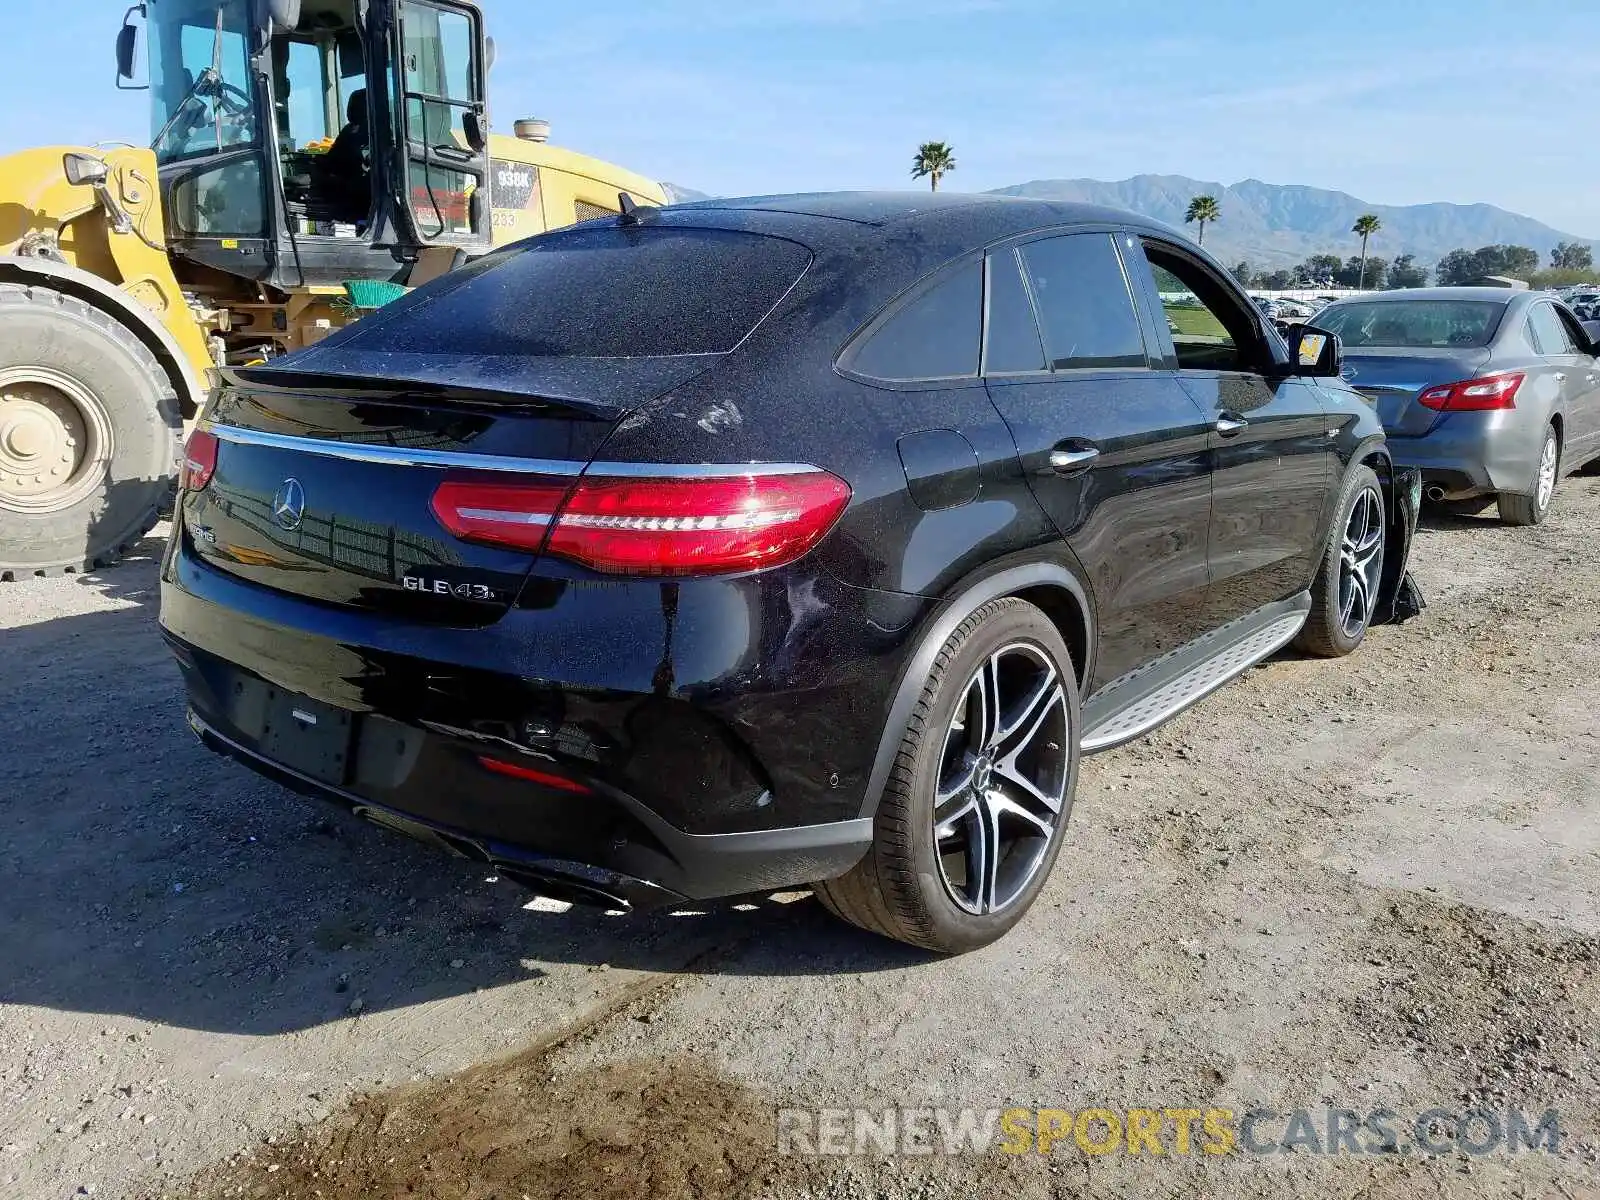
[202,423,586,475]
[202,423,820,478]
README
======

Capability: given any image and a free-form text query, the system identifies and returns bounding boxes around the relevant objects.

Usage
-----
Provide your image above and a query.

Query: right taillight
[430,467,851,577]
[1417,372,1524,412]
[180,428,219,491]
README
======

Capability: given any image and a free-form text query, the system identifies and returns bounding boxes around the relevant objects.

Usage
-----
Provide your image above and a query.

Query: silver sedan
[1314,287,1600,525]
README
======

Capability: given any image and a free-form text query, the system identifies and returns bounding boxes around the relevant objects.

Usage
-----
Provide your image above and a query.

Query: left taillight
[180,428,219,491]
[1417,372,1524,412]
[429,467,851,576]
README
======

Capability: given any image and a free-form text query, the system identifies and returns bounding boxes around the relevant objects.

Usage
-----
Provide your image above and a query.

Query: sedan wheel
[1498,425,1559,527]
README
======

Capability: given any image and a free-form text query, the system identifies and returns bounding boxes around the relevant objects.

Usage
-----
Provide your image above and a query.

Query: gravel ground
[4,472,1600,1199]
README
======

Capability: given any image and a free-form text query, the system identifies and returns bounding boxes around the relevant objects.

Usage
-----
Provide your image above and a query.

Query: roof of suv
[662,190,1182,254]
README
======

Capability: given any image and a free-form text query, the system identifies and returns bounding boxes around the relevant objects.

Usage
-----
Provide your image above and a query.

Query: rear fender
[857,555,1095,820]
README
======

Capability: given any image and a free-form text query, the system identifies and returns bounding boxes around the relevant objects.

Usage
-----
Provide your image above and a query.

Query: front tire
[0,284,181,580]
[1296,464,1385,658]
[1497,424,1559,527]
[814,597,1081,954]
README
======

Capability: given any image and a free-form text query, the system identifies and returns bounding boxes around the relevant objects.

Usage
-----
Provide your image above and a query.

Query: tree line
[903,158,1600,291]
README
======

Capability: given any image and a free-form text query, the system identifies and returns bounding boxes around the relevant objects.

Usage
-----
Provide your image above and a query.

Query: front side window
[848,260,982,381]
[1139,244,1261,372]
[148,0,257,163]
[1017,234,1147,371]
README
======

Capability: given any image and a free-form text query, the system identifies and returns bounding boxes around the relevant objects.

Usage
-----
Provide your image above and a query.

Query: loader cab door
[391,0,490,251]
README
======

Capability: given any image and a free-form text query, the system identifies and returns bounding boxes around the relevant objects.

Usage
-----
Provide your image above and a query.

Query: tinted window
[1315,300,1504,349]
[333,227,810,358]
[850,260,982,380]
[1528,303,1578,355]
[984,249,1046,373]
[1018,235,1146,370]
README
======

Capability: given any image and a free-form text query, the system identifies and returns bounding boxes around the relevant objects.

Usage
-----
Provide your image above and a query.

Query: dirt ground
[4,471,1600,1200]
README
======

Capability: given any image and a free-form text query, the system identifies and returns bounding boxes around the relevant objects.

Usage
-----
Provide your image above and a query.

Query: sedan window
[1315,300,1504,349]
[847,259,982,381]
[1527,303,1579,355]
[1017,234,1147,371]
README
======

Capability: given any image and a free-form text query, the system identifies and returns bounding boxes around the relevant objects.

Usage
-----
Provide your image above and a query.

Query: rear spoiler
[226,350,721,417]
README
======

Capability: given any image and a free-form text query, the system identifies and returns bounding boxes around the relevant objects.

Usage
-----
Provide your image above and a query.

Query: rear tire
[1497,424,1559,527]
[0,284,180,580]
[814,597,1081,954]
[1295,464,1385,658]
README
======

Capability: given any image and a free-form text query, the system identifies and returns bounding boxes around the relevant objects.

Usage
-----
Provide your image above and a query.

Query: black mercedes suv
[160,192,1416,953]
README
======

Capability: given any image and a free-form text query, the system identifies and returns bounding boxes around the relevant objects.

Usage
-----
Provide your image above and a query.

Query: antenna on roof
[617,191,659,227]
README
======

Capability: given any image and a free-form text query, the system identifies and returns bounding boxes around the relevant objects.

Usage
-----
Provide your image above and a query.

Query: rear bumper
[183,706,872,908]
[1385,412,1545,499]
[158,529,906,902]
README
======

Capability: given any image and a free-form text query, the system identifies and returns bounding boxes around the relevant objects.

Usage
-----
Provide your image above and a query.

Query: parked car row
[162,194,1585,956]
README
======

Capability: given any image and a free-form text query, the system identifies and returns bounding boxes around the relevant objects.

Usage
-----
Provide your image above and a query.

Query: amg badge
[404,575,502,603]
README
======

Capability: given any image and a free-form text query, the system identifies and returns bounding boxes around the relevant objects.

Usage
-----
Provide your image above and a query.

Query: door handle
[1215,414,1249,437]
[1048,446,1100,473]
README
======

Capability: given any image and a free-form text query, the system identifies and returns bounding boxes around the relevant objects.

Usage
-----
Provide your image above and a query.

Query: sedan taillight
[1417,372,1524,412]
[430,467,851,576]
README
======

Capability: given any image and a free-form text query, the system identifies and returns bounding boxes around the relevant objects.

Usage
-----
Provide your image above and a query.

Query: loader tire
[0,284,181,579]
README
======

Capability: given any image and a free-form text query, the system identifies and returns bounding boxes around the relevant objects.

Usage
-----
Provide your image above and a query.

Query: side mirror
[266,0,302,28]
[1581,320,1600,356]
[462,110,488,154]
[116,23,139,80]
[1288,324,1342,378]
[485,36,497,72]
[63,152,109,187]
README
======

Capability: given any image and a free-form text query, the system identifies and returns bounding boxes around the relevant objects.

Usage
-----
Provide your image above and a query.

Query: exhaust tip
[1425,485,1447,502]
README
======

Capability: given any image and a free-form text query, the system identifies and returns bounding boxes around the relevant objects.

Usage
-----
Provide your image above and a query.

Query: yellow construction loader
[0,0,666,579]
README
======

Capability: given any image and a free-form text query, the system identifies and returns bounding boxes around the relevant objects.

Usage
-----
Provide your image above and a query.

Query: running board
[1079,593,1311,753]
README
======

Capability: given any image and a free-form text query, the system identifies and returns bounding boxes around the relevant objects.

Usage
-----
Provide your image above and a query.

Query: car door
[1538,302,1600,465]
[981,231,1214,694]
[1124,237,1335,628]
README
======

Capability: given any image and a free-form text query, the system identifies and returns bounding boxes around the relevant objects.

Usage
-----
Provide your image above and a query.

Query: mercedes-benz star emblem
[1340,364,1358,383]
[271,478,305,531]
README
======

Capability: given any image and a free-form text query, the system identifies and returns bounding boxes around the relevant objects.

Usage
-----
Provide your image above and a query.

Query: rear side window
[984,249,1047,373]
[847,260,982,380]
[1017,235,1147,370]
[335,226,812,358]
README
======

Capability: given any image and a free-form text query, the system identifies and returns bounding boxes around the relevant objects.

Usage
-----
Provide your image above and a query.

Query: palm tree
[1352,213,1382,289]
[910,142,956,192]
[1184,195,1221,246]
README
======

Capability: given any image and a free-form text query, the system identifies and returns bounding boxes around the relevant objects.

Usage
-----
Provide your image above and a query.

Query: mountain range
[989,175,1595,270]
[662,176,1593,271]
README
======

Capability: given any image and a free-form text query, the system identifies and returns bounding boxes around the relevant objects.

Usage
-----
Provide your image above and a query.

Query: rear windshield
[1315,300,1505,349]
[338,226,812,358]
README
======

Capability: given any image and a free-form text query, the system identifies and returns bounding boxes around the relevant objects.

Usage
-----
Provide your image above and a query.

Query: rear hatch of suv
[180,223,813,621]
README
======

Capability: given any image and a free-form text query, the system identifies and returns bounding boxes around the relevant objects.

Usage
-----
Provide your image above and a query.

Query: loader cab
[124,0,491,291]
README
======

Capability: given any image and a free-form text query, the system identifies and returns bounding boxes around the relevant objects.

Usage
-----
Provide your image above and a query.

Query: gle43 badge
[404,575,502,603]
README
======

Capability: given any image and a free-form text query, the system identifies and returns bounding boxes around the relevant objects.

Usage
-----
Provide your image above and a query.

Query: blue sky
[5,0,1596,236]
